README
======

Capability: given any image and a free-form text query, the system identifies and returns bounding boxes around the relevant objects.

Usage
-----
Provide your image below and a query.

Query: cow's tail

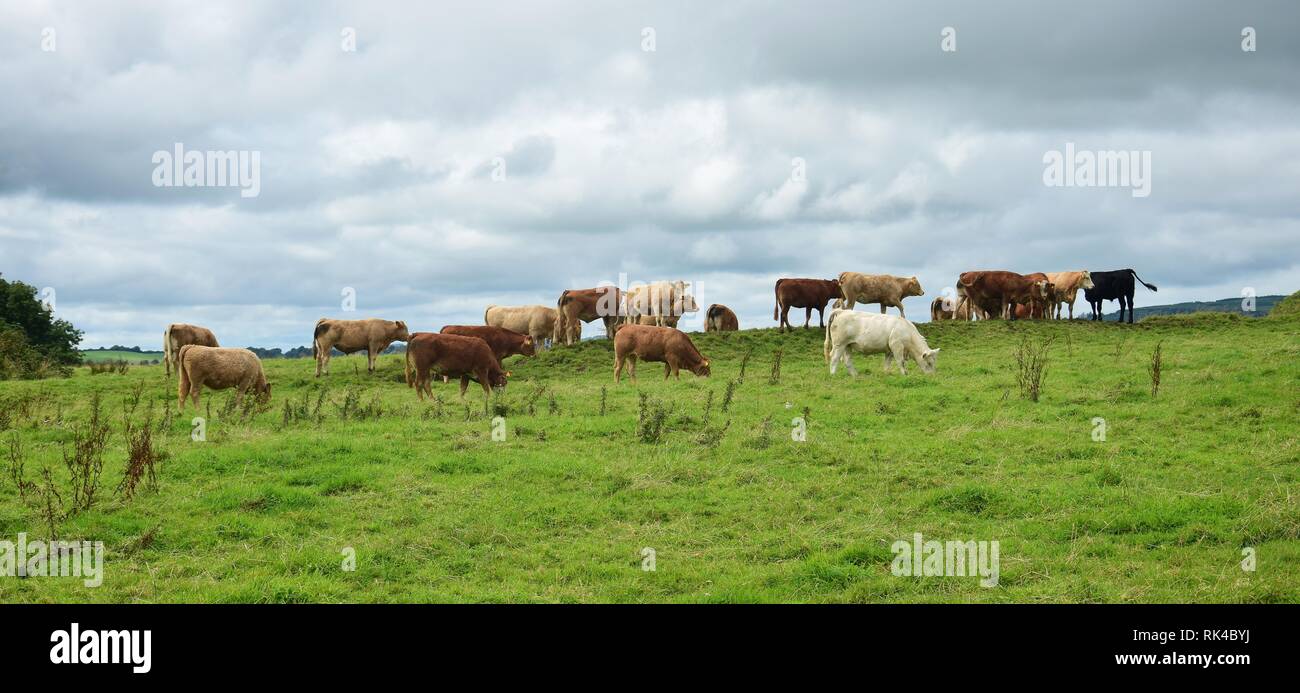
[312,319,328,358]
[823,310,837,363]
[484,305,495,325]
[176,345,191,408]
[1129,270,1158,292]
[404,343,414,387]
[163,325,173,377]
[773,280,782,320]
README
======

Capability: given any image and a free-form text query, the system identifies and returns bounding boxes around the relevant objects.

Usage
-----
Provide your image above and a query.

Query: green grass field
[4,309,1298,603]
[79,350,164,364]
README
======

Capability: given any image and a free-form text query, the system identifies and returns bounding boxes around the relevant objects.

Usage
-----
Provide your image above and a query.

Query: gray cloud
[0,0,1296,348]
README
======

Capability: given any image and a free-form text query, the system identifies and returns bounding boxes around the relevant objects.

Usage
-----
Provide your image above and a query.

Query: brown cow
[1018,273,1057,319]
[704,304,739,332]
[404,332,509,412]
[439,325,536,364]
[956,271,1049,321]
[774,278,841,332]
[163,323,219,377]
[834,273,925,319]
[613,324,710,383]
[313,318,410,376]
[930,295,971,321]
[555,286,623,345]
[484,305,558,348]
[1044,271,1095,319]
[176,345,269,410]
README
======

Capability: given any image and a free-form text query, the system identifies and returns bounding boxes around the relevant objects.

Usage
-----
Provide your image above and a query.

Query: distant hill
[1090,295,1285,321]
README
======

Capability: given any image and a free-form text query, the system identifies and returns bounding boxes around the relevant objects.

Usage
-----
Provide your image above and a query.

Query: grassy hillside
[79,350,164,364]
[3,313,1297,603]
[1095,295,1284,321]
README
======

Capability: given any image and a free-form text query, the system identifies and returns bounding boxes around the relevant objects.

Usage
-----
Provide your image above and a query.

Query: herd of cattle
[161,268,1157,411]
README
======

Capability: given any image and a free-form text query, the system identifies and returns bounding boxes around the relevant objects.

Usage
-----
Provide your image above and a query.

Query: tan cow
[1045,271,1095,319]
[176,345,269,410]
[163,323,219,377]
[313,318,410,376]
[485,305,558,348]
[624,281,698,327]
[834,273,925,319]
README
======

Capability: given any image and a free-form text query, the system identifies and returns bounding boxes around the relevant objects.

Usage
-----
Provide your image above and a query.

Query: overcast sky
[2,1,1297,349]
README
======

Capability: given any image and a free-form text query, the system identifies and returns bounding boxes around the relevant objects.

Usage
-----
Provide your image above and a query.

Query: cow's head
[919,348,940,374]
[259,381,272,398]
[693,358,711,378]
[520,335,537,356]
[907,276,925,298]
[1081,271,1095,290]
[393,320,411,341]
[1033,280,1049,298]
[491,370,510,391]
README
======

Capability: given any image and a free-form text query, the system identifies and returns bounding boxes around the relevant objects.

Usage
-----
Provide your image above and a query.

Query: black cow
[1084,269,1158,323]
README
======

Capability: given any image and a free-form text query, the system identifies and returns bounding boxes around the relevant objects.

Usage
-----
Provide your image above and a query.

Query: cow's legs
[480,380,492,414]
[367,347,376,373]
[459,375,470,398]
[190,384,202,408]
[614,353,625,383]
[780,304,790,333]
[842,351,858,377]
[663,362,671,380]
[804,307,812,328]
[897,303,906,320]
[828,346,841,375]
[817,306,826,328]
[628,356,637,383]
[891,343,908,375]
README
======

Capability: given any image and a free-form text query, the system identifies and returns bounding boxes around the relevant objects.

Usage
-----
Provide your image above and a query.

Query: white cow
[823,309,939,376]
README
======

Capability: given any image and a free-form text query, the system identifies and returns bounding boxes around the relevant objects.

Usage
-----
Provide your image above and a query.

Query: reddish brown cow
[613,324,710,383]
[1018,273,1056,319]
[555,286,624,345]
[957,271,1050,321]
[404,332,509,412]
[704,304,739,332]
[774,278,842,332]
[439,325,535,363]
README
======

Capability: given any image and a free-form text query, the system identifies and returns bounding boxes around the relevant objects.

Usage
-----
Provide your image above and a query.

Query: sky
[1,0,1298,349]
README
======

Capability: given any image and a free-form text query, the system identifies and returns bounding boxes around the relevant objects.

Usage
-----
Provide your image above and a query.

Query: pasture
[2,311,1297,603]
[79,350,164,364]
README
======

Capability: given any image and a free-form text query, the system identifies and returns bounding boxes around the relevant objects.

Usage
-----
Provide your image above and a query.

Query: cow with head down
[824,309,939,376]
[834,272,925,319]
[704,304,739,332]
[613,324,710,383]
[176,345,270,410]
[405,332,509,413]
[956,271,1049,321]
[313,318,410,376]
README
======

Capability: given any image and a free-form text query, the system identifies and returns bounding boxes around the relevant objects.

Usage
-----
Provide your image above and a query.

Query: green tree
[0,274,83,378]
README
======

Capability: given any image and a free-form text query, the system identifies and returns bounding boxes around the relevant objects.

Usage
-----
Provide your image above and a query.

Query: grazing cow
[404,332,509,411]
[774,278,842,332]
[956,271,1049,321]
[1044,271,1095,320]
[1084,269,1158,323]
[834,273,925,319]
[704,304,739,332]
[163,323,219,377]
[823,309,939,376]
[555,286,623,345]
[624,281,699,327]
[176,345,269,410]
[930,295,971,321]
[439,325,535,364]
[313,318,410,376]
[613,324,710,383]
[484,305,559,348]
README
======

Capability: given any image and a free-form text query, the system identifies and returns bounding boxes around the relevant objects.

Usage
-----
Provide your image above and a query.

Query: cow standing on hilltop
[313,318,410,376]
[163,323,219,377]
[1084,269,1158,323]
[824,309,939,376]
[956,271,1049,321]
[1045,271,1094,319]
[624,281,698,328]
[834,273,925,319]
[555,286,623,345]
[704,304,739,332]
[774,278,841,332]
[485,305,558,348]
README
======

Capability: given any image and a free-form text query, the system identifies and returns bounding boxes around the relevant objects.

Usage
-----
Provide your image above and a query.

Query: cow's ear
[505,371,512,377]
